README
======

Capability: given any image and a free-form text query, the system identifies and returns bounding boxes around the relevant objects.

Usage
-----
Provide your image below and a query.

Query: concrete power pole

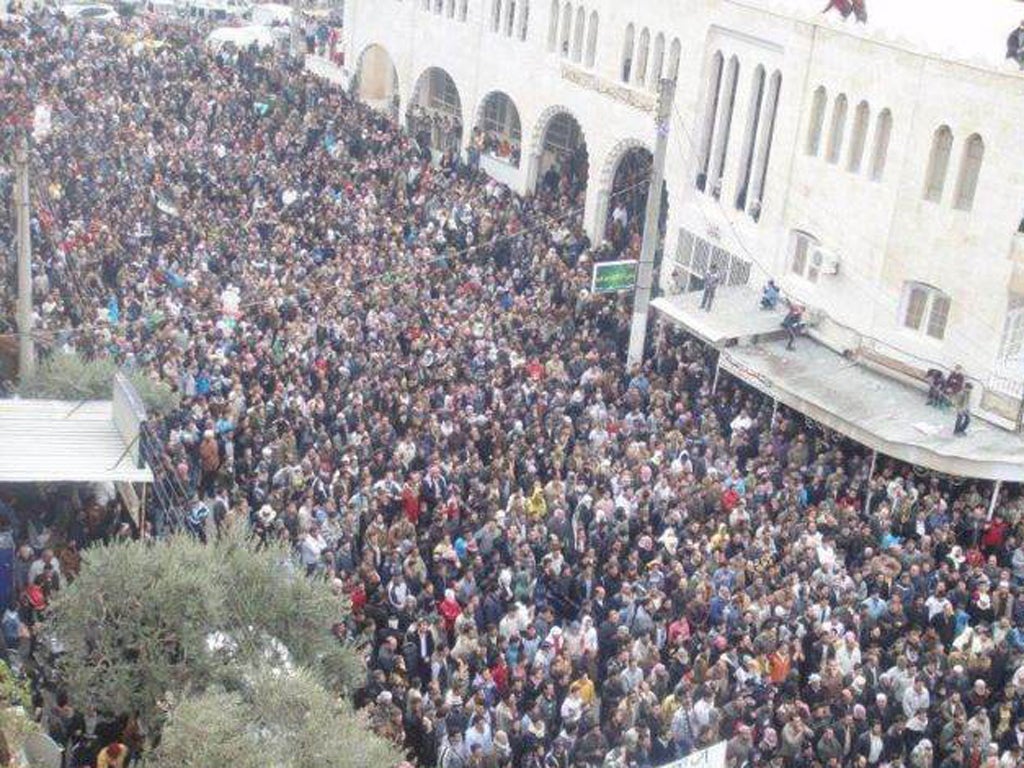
[626,77,676,369]
[14,131,35,380]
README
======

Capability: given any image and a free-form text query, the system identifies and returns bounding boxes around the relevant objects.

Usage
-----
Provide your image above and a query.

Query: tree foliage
[45,527,362,729]
[146,668,402,768]
[16,351,180,415]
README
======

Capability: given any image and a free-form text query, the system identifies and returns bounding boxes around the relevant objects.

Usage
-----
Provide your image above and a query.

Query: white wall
[343,0,1024,400]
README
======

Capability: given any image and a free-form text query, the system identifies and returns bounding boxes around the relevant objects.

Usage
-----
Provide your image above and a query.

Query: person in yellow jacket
[527,483,547,520]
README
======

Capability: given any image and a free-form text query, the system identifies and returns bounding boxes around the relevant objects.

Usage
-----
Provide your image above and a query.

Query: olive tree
[45,527,363,731]
[146,668,402,768]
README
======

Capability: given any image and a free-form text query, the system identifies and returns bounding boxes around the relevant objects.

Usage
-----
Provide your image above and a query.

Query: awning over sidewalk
[0,399,153,484]
[719,339,1024,482]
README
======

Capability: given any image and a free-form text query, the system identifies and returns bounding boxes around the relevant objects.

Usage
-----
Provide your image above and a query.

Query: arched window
[825,94,847,164]
[635,28,650,86]
[547,0,558,50]
[649,32,665,91]
[584,11,598,67]
[953,134,984,211]
[869,109,892,182]
[491,0,502,31]
[505,0,516,35]
[846,100,870,173]
[559,2,572,56]
[901,282,951,340]
[806,86,827,156]
[621,23,635,82]
[708,56,740,200]
[923,125,953,203]
[696,51,724,192]
[667,37,681,80]
[735,66,766,211]
[748,70,782,220]
[571,6,585,61]
[518,0,529,39]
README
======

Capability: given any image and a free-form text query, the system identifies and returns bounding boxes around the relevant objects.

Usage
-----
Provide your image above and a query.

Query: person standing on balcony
[953,383,973,435]
[700,264,721,311]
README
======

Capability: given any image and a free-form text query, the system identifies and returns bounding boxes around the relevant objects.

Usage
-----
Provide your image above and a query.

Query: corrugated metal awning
[0,399,153,484]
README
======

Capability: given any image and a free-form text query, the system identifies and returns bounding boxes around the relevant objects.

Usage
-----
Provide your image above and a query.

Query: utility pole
[14,131,35,380]
[627,77,676,368]
[290,0,303,60]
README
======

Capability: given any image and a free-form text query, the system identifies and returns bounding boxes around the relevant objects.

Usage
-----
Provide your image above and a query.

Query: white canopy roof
[733,0,1024,71]
[0,399,153,484]
[251,2,291,25]
[206,24,277,50]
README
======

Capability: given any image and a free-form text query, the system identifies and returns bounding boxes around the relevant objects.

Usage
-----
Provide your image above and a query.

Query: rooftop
[721,338,1024,481]
[0,399,153,485]
[732,0,1024,73]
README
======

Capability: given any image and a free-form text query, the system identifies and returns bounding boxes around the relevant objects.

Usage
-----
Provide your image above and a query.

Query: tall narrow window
[708,56,740,200]
[748,70,781,220]
[953,134,984,211]
[846,101,870,173]
[791,231,821,283]
[621,23,635,82]
[735,66,766,211]
[518,0,529,39]
[649,33,665,91]
[584,11,598,67]
[571,6,585,61]
[825,94,847,164]
[446,0,455,18]
[635,28,650,86]
[869,109,892,182]
[547,0,558,50]
[667,38,681,80]
[491,0,502,31]
[505,0,516,35]
[806,86,827,156]
[459,0,468,20]
[923,125,953,203]
[696,51,724,191]
[559,2,572,55]
[901,282,951,340]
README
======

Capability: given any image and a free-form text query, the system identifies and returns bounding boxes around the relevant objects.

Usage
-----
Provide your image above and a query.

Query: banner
[591,259,637,294]
[659,741,727,768]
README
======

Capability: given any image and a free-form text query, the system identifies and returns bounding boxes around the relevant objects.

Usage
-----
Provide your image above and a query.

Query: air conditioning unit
[811,247,840,276]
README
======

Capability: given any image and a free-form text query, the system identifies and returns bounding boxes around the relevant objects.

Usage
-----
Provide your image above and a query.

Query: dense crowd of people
[5,9,1024,768]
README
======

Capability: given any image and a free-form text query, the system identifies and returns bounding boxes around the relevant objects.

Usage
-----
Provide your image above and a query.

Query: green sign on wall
[591,260,638,294]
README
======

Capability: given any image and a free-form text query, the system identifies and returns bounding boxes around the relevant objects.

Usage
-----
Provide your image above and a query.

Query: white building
[335,0,1024,482]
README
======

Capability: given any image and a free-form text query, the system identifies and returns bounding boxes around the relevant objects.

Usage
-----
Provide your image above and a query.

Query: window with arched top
[923,125,953,203]
[491,0,502,30]
[518,0,529,40]
[735,66,766,211]
[505,0,516,35]
[708,56,740,199]
[547,0,558,50]
[571,6,585,61]
[667,37,681,80]
[748,70,782,220]
[901,282,951,340]
[621,23,635,82]
[847,101,870,173]
[806,86,827,156]
[559,2,572,56]
[649,32,665,91]
[953,134,984,211]
[635,28,650,86]
[584,11,598,67]
[869,109,892,182]
[696,51,724,192]
[825,94,847,164]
